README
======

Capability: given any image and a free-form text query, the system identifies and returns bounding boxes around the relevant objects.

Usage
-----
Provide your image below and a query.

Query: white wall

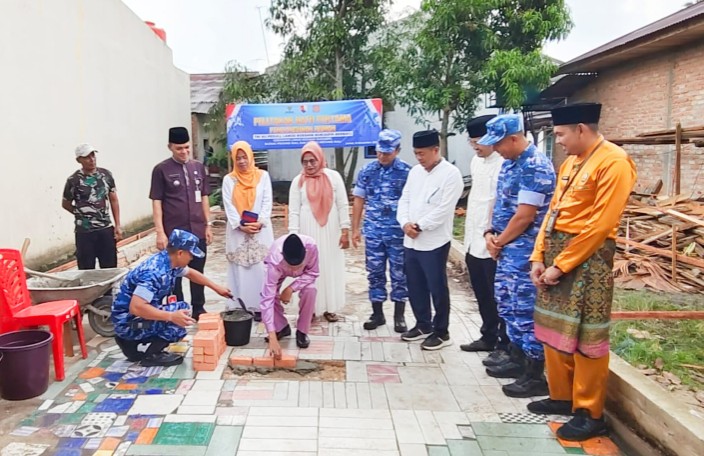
[0,0,191,264]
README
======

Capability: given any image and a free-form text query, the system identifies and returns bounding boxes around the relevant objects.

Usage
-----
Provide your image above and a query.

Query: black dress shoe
[502,358,549,398]
[363,313,386,330]
[556,409,608,441]
[527,398,573,415]
[460,339,495,352]
[264,325,292,343]
[296,330,310,349]
[140,352,184,367]
[482,349,510,367]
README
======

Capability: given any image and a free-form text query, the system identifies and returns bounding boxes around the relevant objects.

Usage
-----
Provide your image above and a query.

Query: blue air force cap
[376,129,402,153]
[168,229,205,258]
[477,114,524,146]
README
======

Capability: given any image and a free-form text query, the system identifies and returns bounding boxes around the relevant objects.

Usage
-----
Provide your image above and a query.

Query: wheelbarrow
[26,268,128,337]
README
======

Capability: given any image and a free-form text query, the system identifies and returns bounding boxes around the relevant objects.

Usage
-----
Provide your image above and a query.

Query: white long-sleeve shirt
[397,159,464,251]
[463,152,503,259]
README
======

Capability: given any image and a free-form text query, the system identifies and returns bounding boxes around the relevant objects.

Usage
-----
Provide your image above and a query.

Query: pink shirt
[261,234,319,332]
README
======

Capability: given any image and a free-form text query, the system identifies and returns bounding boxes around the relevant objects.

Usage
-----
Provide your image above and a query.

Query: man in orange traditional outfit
[527,103,636,441]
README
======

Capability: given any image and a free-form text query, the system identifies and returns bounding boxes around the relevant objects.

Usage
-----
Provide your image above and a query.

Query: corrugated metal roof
[190,73,226,114]
[559,2,704,74]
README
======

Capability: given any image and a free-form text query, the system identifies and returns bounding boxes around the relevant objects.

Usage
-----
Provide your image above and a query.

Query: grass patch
[453,215,465,241]
[611,290,704,389]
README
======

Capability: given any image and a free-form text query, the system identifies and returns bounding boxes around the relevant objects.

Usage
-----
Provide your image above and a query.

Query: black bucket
[222,299,254,347]
[0,330,54,401]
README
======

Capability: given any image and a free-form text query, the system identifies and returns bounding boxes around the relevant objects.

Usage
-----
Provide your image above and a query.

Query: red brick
[204,354,217,364]
[229,356,253,366]
[253,357,275,368]
[192,346,204,356]
[198,320,220,330]
[199,313,221,321]
[193,362,216,371]
[193,354,204,363]
[274,355,297,369]
[193,330,218,348]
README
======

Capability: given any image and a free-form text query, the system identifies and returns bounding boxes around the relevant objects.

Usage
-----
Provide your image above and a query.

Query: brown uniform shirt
[149,158,211,239]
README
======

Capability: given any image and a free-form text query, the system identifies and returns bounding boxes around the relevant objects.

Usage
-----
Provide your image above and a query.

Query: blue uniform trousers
[365,232,408,303]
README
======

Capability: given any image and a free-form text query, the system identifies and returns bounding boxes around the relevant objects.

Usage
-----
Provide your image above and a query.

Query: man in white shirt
[397,130,464,350]
[460,115,509,363]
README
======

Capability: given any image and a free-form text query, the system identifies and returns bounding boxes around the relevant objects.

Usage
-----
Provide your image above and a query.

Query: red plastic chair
[0,249,87,381]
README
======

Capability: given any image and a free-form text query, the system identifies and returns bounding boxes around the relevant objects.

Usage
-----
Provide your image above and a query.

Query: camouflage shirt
[63,167,116,233]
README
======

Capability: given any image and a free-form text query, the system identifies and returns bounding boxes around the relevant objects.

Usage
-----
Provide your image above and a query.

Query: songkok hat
[376,129,402,153]
[551,103,602,126]
[168,229,205,258]
[465,115,496,139]
[478,114,524,146]
[283,234,306,266]
[413,130,439,148]
[169,127,190,144]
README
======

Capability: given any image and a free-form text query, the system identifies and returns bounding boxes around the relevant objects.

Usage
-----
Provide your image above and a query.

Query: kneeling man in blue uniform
[111,229,232,367]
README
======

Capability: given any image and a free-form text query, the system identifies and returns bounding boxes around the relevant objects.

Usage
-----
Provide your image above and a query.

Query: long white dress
[288,168,350,315]
[222,172,274,311]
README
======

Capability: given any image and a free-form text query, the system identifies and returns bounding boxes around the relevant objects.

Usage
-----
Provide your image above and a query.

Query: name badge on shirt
[195,190,202,203]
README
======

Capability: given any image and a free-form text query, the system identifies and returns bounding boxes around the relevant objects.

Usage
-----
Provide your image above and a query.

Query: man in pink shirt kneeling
[261,233,319,358]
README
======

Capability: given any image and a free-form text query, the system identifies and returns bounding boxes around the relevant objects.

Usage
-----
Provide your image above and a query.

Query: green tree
[385,0,572,158]
[268,0,393,189]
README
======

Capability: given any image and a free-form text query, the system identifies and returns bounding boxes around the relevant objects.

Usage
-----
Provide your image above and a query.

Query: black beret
[169,127,190,144]
[551,103,602,126]
[466,115,496,139]
[283,234,305,266]
[413,130,440,148]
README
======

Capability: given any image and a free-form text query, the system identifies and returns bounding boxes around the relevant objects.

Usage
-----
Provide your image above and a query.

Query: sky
[120,0,685,74]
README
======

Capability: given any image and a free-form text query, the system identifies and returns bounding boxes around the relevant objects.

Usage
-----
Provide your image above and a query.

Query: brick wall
[568,41,704,198]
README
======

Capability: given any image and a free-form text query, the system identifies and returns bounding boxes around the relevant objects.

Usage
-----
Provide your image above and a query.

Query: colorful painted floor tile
[152,422,215,446]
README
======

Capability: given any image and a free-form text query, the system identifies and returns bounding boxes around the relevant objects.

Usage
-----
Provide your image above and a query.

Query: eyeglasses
[302,159,318,166]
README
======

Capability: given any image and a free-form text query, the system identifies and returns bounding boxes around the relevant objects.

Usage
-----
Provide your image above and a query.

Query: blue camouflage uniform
[111,230,204,342]
[353,130,411,303]
[479,115,556,361]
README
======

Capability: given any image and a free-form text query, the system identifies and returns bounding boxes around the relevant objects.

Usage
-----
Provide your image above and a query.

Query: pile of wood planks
[615,195,704,293]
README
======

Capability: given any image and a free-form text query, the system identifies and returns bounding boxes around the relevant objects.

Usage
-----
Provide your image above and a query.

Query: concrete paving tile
[361,341,373,360]
[190,380,224,391]
[370,382,389,409]
[440,363,478,386]
[408,343,425,363]
[164,414,216,423]
[480,385,521,413]
[128,394,183,415]
[422,350,443,364]
[476,435,565,453]
[298,381,310,407]
[447,439,484,455]
[242,426,318,439]
[308,381,324,408]
[482,452,509,456]
[346,361,368,382]
[273,382,289,400]
[319,436,398,450]
[398,366,448,385]
[427,446,451,456]
[182,390,220,406]
[345,382,358,408]
[319,416,394,430]
[237,453,315,456]
[432,412,469,440]
[385,384,460,412]
[238,438,317,452]
[248,406,318,416]
[319,427,396,439]
[451,385,495,414]
[177,405,217,414]
[399,443,429,456]
[245,415,318,427]
[320,408,390,419]
[205,426,242,456]
[383,343,413,363]
[333,340,345,359]
[318,450,399,456]
[356,382,372,409]
[333,382,347,408]
[391,410,424,444]
[471,422,554,439]
[343,340,362,360]
[466,412,502,423]
[415,410,446,444]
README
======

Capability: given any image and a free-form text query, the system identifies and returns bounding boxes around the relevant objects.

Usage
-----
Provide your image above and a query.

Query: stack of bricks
[192,313,226,371]
[229,353,297,369]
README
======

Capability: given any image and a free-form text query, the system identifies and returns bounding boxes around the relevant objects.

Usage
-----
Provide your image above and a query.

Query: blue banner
[226,99,383,150]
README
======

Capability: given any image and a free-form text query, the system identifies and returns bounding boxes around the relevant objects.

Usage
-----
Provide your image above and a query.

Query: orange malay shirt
[530,136,637,273]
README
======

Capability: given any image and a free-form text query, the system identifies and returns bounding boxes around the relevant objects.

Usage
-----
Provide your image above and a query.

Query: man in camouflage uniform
[111,230,232,367]
[352,129,411,333]
[478,114,556,398]
[62,144,122,270]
